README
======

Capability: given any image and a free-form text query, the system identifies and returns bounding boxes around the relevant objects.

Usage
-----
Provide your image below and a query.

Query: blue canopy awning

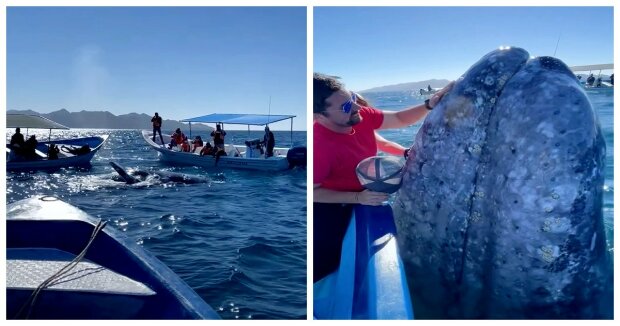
[181,113,295,126]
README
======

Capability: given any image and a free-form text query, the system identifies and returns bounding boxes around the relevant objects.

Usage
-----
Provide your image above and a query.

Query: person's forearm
[393,103,429,127]
[382,82,454,129]
[314,186,359,204]
[377,140,406,156]
[375,131,406,155]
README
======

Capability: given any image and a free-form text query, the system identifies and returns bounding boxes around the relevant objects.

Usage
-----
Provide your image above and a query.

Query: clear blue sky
[7,7,307,130]
[314,6,614,91]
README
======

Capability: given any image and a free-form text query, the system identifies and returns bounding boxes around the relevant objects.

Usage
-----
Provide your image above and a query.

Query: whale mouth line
[437,51,531,283]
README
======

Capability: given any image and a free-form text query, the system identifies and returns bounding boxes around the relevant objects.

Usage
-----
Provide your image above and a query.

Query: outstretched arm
[375,132,406,156]
[380,81,455,129]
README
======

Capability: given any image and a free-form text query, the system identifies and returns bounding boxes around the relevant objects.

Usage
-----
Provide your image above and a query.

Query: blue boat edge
[313,204,414,320]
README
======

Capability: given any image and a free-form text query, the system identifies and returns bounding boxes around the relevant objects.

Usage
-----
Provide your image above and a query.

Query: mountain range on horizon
[7,109,214,132]
[359,79,451,93]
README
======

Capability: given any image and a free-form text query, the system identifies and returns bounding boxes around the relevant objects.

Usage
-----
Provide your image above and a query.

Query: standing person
[211,124,227,151]
[312,73,453,282]
[263,126,275,158]
[151,112,164,145]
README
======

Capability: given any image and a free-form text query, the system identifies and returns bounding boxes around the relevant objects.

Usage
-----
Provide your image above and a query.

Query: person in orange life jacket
[312,73,454,282]
[200,142,214,156]
[211,124,227,151]
[151,112,165,145]
[170,128,185,148]
[192,136,204,153]
[181,137,191,152]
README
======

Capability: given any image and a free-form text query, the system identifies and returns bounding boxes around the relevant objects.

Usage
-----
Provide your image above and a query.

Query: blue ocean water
[6,129,307,319]
[364,88,614,254]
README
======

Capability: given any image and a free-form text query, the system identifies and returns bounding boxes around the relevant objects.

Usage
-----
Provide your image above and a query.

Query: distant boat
[6,114,108,172]
[412,87,439,98]
[143,113,306,171]
[6,196,221,319]
[570,63,614,89]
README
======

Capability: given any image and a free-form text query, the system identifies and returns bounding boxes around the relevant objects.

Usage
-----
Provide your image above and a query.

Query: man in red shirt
[313,73,453,282]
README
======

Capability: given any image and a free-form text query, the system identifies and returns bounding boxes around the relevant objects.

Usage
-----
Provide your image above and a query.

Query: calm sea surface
[6,129,307,319]
[364,88,614,254]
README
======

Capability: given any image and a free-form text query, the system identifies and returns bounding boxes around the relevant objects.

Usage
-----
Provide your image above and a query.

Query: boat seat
[7,248,159,318]
[7,248,155,296]
[6,148,49,160]
[34,149,47,159]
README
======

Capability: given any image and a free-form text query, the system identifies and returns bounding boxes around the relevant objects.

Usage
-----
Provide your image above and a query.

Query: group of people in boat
[8,128,71,161]
[166,124,229,158]
[582,73,614,87]
[151,112,276,159]
[9,128,44,160]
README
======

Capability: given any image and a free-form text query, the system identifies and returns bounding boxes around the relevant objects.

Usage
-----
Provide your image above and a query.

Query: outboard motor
[286,146,306,168]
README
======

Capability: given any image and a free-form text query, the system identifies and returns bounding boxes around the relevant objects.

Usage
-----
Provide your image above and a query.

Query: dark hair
[314,73,344,113]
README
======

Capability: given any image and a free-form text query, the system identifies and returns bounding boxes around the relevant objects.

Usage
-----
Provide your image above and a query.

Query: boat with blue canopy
[142,113,306,171]
[570,63,614,88]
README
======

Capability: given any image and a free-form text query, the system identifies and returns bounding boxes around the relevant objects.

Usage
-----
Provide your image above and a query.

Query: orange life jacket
[172,132,185,145]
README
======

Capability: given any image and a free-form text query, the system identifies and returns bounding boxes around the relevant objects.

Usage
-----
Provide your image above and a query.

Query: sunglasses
[341,93,357,114]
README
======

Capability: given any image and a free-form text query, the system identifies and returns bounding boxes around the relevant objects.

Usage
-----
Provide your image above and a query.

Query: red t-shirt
[314,107,384,192]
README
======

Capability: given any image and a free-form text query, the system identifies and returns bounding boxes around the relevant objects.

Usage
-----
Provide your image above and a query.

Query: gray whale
[393,47,612,319]
[109,162,209,184]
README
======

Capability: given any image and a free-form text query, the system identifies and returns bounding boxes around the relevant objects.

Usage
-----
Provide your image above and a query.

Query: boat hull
[142,130,292,171]
[313,204,414,320]
[7,136,108,172]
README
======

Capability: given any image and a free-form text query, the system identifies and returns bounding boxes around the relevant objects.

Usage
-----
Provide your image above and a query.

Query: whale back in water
[393,47,612,319]
[109,162,209,184]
